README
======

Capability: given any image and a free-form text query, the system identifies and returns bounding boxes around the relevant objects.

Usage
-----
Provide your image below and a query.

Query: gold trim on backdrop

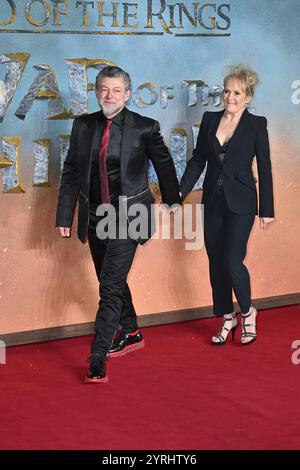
[0,29,231,36]
[65,58,116,65]
[0,29,164,35]
[0,156,14,169]
[172,128,188,136]
[4,52,30,64]
[175,33,230,37]
[47,111,72,120]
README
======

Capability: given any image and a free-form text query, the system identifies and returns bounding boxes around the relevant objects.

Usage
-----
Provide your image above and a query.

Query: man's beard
[100,101,124,117]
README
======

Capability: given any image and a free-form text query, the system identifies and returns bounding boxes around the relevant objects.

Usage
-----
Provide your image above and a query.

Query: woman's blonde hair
[224,65,260,97]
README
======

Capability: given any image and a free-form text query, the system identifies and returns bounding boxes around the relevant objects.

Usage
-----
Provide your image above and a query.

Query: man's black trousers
[88,220,139,359]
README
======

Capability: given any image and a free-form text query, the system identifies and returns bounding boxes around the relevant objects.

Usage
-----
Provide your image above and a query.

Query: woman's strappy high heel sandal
[211,312,238,345]
[241,306,257,346]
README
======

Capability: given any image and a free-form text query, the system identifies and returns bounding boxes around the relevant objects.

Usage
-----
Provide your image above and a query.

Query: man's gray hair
[95,66,131,91]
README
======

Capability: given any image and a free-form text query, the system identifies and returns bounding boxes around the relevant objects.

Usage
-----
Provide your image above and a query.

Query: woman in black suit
[180,65,274,345]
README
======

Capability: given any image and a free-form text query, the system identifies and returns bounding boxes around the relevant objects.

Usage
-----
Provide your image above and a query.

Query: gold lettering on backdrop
[183,80,205,107]
[0,53,30,122]
[166,4,176,29]
[33,139,51,186]
[25,0,51,27]
[52,0,69,26]
[0,49,227,193]
[122,3,138,28]
[145,1,230,34]
[76,0,94,27]
[65,58,117,116]
[216,4,231,30]
[160,85,174,108]
[0,0,17,26]
[0,1,231,35]
[201,84,223,107]
[132,82,159,108]
[0,137,25,193]
[145,0,172,34]
[198,4,216,30]
[97,1,119,27]
[15,64,70,120]
[178,2,198,28]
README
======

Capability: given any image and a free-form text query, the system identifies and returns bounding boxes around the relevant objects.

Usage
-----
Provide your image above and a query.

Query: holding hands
[259,217,275,229]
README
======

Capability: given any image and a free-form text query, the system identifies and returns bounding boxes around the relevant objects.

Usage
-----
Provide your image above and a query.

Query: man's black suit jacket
[56,108,180,243]
[180,109,274,217]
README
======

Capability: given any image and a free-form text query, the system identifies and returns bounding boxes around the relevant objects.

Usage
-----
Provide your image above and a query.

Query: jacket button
[217,176,223,186]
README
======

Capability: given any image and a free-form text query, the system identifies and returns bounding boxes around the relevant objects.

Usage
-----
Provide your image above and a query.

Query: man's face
[95,76,130,118]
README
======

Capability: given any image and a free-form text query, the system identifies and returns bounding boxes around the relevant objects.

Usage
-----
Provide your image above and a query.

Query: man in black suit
[56,66,180,383]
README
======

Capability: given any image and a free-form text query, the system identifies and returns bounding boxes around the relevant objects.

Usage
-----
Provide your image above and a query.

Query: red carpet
[1,304,300,450]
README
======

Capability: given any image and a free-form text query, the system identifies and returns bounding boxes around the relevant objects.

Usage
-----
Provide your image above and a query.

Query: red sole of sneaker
[84,376,109,384]
[109,341,145,358]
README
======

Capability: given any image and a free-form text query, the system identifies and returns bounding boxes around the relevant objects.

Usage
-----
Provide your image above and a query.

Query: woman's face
[223,79,251,115]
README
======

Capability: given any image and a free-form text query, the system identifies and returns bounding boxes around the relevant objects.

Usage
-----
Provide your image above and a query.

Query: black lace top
[215,136,230,162]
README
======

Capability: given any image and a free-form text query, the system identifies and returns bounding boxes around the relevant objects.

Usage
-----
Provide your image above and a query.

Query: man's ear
[126,89,131,102]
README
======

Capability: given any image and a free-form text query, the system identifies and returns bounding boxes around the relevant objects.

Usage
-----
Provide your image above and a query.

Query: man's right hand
[58,227,71,238]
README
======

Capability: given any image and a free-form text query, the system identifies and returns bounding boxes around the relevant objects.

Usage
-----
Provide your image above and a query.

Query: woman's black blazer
[180,109,274,217]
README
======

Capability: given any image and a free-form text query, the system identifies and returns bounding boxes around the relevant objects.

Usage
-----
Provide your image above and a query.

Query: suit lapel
[222,108,249,165]
[209,110,224,143]
[208,110,224,163]
[88,111,102,159]
[120,108,135,186]
[80,112,101,188]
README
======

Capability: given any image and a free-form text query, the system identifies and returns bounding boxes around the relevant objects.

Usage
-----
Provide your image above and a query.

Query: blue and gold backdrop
[0,0,299,335]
